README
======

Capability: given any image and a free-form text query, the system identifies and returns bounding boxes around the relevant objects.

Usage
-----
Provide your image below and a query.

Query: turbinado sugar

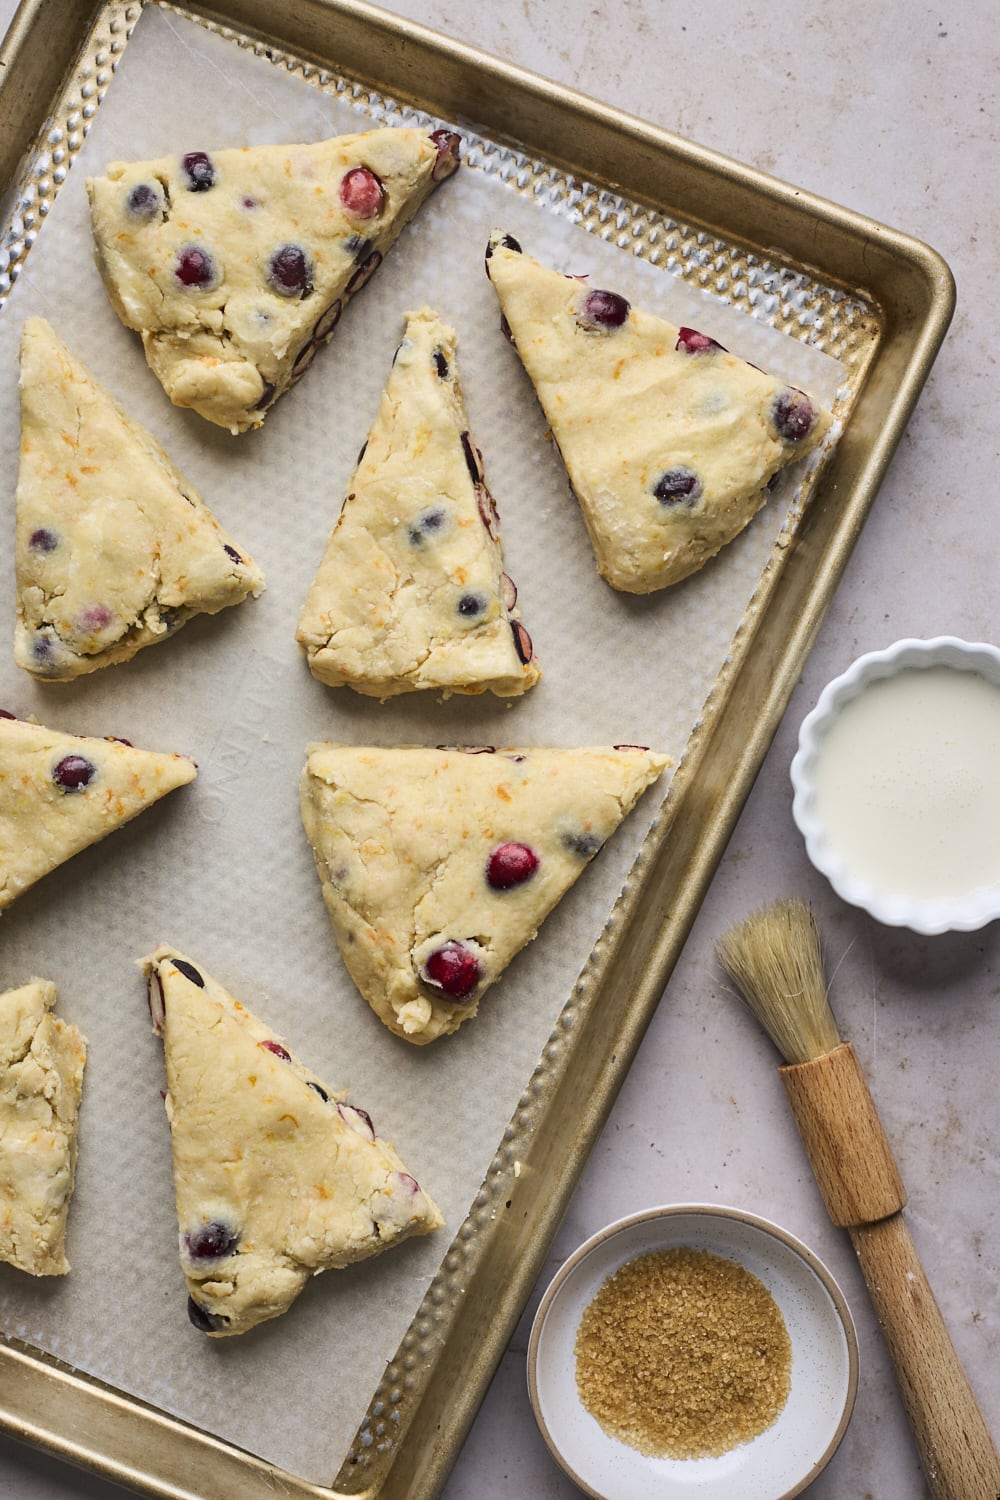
[574,1245,791,1458]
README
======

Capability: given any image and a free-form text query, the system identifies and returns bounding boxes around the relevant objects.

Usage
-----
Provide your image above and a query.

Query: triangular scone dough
[87,127,461,433]
[296,308,540,697]
[300,744,669,1043]
[0,980,87,1276]
[142,946,443,1337]
[484,232,834,593]
[15,318,264,680]
[0,714,196,911]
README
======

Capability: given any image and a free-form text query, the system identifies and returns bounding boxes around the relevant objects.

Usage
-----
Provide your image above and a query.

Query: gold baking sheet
[0,2,954,1498]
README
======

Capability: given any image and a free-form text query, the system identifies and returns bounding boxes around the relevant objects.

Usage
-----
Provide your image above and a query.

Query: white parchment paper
[0,5,842,1483]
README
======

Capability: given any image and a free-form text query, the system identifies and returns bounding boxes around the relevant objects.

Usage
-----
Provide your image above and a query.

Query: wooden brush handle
[780,1044,1000,1500]
[850,1216,1000,1500]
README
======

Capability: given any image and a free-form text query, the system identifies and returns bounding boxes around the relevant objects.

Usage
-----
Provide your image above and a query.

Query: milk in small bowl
[791,638,1000,933]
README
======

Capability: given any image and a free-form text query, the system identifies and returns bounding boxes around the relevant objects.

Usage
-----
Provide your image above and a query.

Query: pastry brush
[718,898,1000,1500]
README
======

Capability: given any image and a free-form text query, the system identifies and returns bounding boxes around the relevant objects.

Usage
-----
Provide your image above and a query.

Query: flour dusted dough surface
[87,127,460,432]
[0,980,86,1276]
[15,318,263,680]
[300,744,669,1043]
[143,946,443,1337]
[0,715,196,912]
[296,307,540,697]
[485,233,833,592]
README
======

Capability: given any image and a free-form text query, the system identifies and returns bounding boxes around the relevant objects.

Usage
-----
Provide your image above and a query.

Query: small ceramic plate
[527,1204,858,1500]
[790,636,1000,933]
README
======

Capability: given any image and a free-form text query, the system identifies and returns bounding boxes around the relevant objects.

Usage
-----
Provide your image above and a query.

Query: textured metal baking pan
[0,1,954,1497]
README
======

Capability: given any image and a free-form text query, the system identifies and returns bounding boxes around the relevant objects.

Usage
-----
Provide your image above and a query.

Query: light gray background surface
[1,3,997,1498]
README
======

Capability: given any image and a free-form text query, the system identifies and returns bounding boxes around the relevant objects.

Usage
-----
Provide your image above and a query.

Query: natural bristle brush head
[717,898,841,1065]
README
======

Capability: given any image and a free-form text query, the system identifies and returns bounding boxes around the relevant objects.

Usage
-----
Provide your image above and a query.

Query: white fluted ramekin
[791,636,1000,934]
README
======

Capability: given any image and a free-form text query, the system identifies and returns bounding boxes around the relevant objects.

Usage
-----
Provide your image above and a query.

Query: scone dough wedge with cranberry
[300,744,669,1043]
[87,126,461,433]
[15,318,263,681]
[296,308,539,697]
[143,946,443,1337]
[0,980,87,1276]
[484,232,833,592]
[0,715,196,912]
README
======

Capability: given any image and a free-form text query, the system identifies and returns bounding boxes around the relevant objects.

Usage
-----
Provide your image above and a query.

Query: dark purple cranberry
[487,842,539,890]
[396,1171,420,1194]
[223,544,243,564]
[424,941,481,1000]
[52,755,95,792]
[461,431,484,484]
[181,151,216,192]
[499,572,517,610]
[511,621,533,664]
[290,340,317,381]
[254,379,276,411]
[170,958,205,988]
[485,232,522,265]
[147,972,166,1032]
[104,735,133,746]
[408,506,446,544]
[187,1296,227,1333]
[308,1081,331,1103]
[267,243,313,299]
[125,183,161,222]
[676,327,726,355]
[357,439,369,467]
[0,710,16,720]
[345,249,382,295]
[185,1221,240,1259]
[338,1102,376,1140]
[173,246,217,289]
[577,289,630,330]
[435,744,496,754]
[613,743,650,751]
[32,634,55,669]
[477,485,500,540]
[339,166,385,218]
[654,467,703,506]
[259,1039,291,1061]
[313,299,343,342]
[433,349,449,378]
[29,527,59,553]
[499,313,515,346]
[344,234,373,260]
[429,129,461,180]
[457,593,486,617]
[563,831,603,859]
[772,388,817,442]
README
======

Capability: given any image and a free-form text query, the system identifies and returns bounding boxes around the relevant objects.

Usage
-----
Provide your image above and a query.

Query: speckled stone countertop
[0,4,996,1499]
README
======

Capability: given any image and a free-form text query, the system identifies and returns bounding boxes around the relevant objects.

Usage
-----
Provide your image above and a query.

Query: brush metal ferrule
[779,1042,907,1227]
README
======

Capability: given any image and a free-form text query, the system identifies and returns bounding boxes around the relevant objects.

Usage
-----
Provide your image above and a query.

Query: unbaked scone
[296,308,540,697]
[300,743,669,1043]
[0,980,86,1275]
[15,318,263,680]
[142,946,443,1337]
[484,232,834,592]
[0,713,196,911]
[87,127,461,433]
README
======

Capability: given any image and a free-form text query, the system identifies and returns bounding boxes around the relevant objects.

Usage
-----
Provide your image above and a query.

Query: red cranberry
[259,1039,290,1061]
[654,467,703,506]
[487,843,539,889]
[577,289,630,330]
[0,710,16,721]
[338,1102,376,1140]
[52,755,95,792]
[676,327,726,354]
[772,389,817,442]
[267,243,313,298]
[181,151,215,192]
[429,129,461,180]
[499,572,517,610]
[174,246,217,289]
[185,1221,239,1259]
[339,166,384,218]
[511,621,533,664]
[423,941,481,1000]
[77,604,112,632]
